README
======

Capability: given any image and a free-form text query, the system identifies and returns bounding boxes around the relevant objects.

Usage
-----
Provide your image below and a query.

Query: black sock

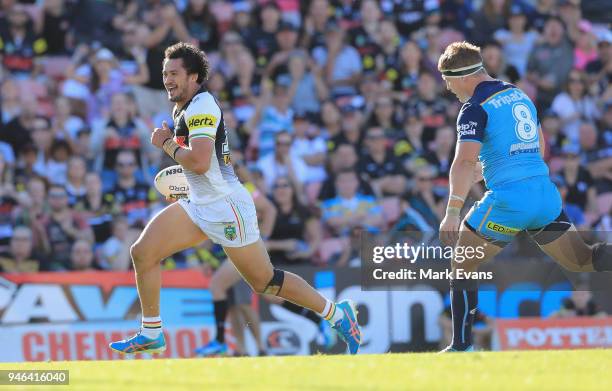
[450,278,478,350]
[281,301,321,325]
[593,243,612,271]
[213,300,228,343]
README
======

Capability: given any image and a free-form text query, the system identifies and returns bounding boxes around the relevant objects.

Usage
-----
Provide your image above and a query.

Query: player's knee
[130,241,154,269]
[253,269,285,295]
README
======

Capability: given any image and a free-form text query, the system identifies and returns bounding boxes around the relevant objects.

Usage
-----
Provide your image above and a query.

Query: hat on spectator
[596,30,612,45]
[509,5,524,17]
[578,20,593,34]
[95,48,115,62]
[278,21,298,33]
[233,1,252,13]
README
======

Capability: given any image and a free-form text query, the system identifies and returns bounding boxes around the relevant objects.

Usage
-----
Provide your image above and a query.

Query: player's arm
[448,142,481,209]
[447,103,486,213]
[155,97,222,174]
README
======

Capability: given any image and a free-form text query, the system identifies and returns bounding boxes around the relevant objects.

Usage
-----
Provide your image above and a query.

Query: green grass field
[1,350,610,390]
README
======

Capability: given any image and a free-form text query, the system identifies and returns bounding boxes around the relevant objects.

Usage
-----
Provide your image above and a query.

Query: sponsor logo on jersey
[187,114,217,131]
[457,121,478,137]
[485,89,526,109]
[224,223,237,241]
[486,221,519,235]
[509,141,539,156]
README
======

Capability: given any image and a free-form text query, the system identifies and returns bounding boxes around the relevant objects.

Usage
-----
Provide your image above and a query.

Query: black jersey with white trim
[171,87,241,204]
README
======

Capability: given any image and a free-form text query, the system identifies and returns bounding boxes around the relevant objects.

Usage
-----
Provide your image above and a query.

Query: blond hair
[438,41,483,72]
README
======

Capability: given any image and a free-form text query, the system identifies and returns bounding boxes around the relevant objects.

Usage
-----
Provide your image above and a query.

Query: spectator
[312,20,362,98]
[69,239,95,271]
[247,1,282,72]
[319,100,342,142]
[551,286,607,317]
[30,116,55,179]
[558,144,598,227]
[493,6,539,77]
[393,110,426,170]
[469,0,511,46]
[52,96,85,145]
[0,226,39,273]
[65,156,88,207]
[347,0,383,75]
[249,80,294,158]
[424,125,456,192]
[286,51,329,116]
[266,177,322,264]
[551,70,600,144]
[77,172,118,245]
[46,139,72,186]
[357,126,407,197]
[527,16,574,110]
[573,21,598,71]
[264,21,300,81]
[289,115,328,186]
[99,216,136,270]
[321,169,384,236]
[38,184,93,270]
[579,122,612,217]
[301,0,332,51]
[481,41,519,83]
[531,0,556,32]
[0,96,37,157]
[393,40,425,100]
[0,79,22,124]
[256,131,301,195]
[91,91,153,185]
[319,143,375,201]
[406,72,449,146]
[366,95,401,135]
[400,164,445,231]
[0,153,18,251]
[328,104,365,152]
[105,150,155,228]
[181,0,220,53]
[40,0,72,55]
[0,5,47,77]
[540,110,567,161]
[387,0,441,39]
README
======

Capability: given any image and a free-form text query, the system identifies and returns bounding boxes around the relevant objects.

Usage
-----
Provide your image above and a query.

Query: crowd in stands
[0,0,610,273]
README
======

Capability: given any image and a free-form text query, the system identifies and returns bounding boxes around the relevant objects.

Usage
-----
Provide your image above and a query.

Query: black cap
[278,21,298,33]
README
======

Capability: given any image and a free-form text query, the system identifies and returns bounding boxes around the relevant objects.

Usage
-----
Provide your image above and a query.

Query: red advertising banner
[495,317,612,350]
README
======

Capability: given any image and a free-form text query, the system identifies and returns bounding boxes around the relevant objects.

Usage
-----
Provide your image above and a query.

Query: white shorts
[178,186,260,248]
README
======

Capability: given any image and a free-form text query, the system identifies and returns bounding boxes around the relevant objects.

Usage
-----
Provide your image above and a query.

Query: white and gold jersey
[172,87,241,204]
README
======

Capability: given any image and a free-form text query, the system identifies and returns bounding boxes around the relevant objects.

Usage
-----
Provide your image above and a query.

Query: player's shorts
[178,186,260,248]
[465,175,562,244]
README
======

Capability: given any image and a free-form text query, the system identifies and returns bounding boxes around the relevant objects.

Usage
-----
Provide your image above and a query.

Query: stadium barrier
[494,317,612,351]
[1,265,611,361]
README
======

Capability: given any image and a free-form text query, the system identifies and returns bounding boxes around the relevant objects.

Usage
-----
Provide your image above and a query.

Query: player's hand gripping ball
[154,165,189,200]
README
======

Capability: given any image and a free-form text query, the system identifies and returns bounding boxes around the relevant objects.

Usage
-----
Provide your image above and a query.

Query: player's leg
[228,305,246,356]
[195,263,244,356]
[263,295,337,350]
[442,221,505,352]
[528,210,612,272]
[110,201,208,354]
[238,304,266,355]
[224,240,361,354]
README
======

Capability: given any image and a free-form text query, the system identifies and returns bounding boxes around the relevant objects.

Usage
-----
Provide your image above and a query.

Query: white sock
[141,316,162,338]
[318,300,343,324]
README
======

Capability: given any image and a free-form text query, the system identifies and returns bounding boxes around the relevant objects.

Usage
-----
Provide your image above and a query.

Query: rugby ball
[154,165,189,198]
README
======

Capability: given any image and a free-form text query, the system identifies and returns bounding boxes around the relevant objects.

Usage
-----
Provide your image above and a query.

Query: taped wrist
[162,137,180,160]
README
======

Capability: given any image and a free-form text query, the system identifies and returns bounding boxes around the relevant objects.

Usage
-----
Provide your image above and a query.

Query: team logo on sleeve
[187,114,217,131]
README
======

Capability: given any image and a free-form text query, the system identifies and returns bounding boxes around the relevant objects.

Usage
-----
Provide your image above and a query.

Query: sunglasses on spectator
[416,176,434,182]
[117,161,136,167]
[367,133,385,139]
[569,78,583,83]
[276,140,292,146]
[274,183,291,189]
